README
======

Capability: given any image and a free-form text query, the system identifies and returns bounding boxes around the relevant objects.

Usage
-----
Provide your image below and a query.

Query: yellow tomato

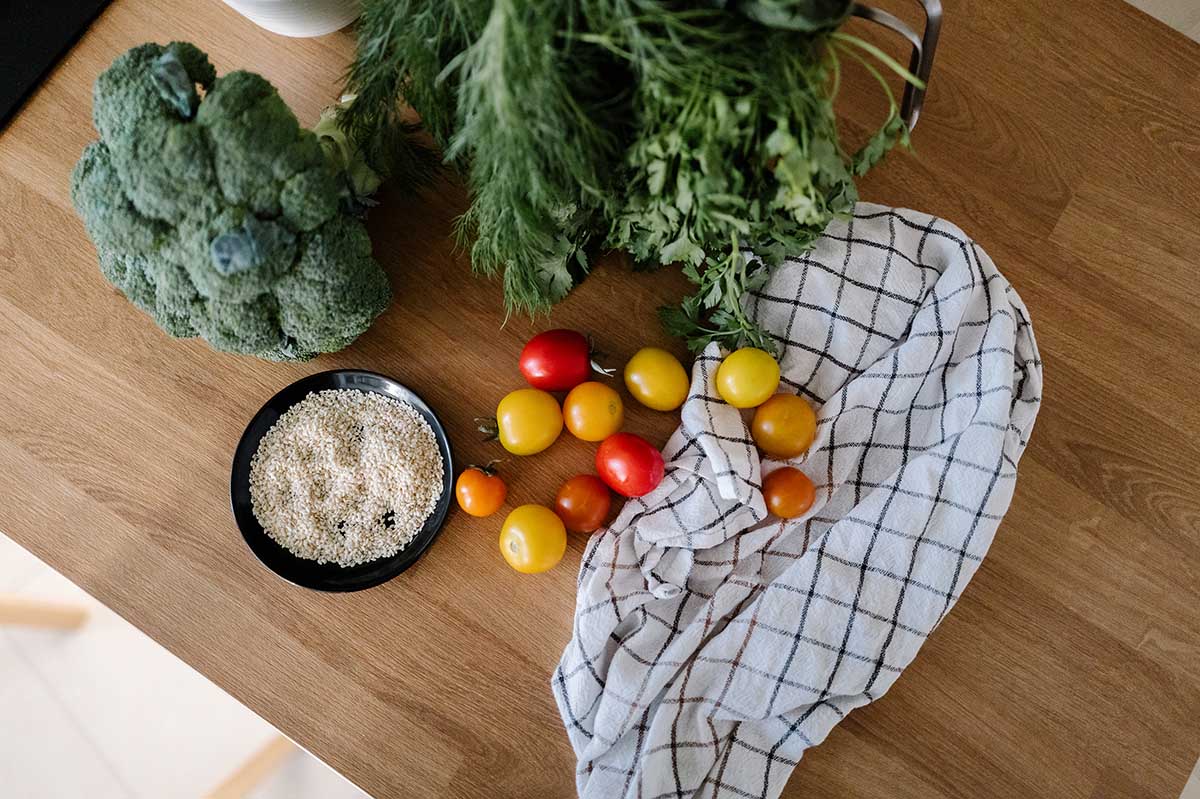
[499,505,567,574]
[751,393,816,458]
[624,347,690,411]
[716,348,780,408]
[495,388,563,455]
[563,381,624,441]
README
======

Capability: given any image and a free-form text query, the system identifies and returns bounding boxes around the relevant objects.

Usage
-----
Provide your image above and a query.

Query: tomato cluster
[460,335,821,575]
[462,330,689,574]
[715,347,819,520]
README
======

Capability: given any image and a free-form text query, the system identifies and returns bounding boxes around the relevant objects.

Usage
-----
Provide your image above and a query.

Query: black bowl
[230,369,454,592]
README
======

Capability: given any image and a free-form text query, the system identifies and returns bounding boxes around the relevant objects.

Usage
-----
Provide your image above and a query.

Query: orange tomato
[554,475,612,533]
[762,467,816,519]
[455,465,507,517]
[751,393,816,459]
[499,505,568,574]
[563,381,624,442]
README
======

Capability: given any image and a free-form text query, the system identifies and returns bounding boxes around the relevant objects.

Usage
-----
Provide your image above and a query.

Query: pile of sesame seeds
[248,389,444,567]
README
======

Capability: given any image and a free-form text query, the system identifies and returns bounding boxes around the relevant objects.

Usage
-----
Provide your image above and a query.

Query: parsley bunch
[342,0,920,351]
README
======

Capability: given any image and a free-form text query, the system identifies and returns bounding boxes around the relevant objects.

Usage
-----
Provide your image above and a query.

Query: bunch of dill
[341,0,920,351]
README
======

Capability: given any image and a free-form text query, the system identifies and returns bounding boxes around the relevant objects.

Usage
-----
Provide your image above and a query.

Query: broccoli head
[70,42,391,361]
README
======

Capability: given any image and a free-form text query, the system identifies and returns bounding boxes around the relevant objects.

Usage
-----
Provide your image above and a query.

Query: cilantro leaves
[343,0,917,349]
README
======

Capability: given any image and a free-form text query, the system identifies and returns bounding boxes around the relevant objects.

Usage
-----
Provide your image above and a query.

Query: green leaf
[745,266,772,292]
[661,231,706,266]
[736,0,854,32]
[702,280,724,309]
[658,303,697,338]
[647,159,668,196]
[535,239,580,302]
[676,173,695,215]
[851,113,909,176]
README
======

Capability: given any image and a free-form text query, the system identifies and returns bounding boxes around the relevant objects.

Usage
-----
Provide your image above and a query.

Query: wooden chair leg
[204,735,296,799]
[0,594,88,629]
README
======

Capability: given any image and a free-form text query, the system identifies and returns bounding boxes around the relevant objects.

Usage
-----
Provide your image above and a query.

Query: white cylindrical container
[221,0,361,37]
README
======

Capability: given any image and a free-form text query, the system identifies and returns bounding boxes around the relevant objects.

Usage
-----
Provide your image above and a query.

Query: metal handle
[850,0,942,130]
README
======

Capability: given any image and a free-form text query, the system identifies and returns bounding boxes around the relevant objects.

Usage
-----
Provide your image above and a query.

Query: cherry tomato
[595,433,664,498]
[624,347,690,411]
[499,505,567,574]
[555,475,612,533]
[455,464,507,518]
[762,467,816,519]
[751,393,816,459]
[716,347,780,408]
[494,388,562,455]
[563,381,624,442]
[519,329,603,391]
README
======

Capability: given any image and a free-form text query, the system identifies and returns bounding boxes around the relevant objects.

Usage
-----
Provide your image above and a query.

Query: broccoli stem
[312,96,385,204]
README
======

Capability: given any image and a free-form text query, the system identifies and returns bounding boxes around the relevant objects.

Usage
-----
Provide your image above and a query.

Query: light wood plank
[203,736,294,799]
[0,595,88,629]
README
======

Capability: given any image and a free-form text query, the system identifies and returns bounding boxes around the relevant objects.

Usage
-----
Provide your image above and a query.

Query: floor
[1186,764,1200,799]
[1126,0,1200,40]
[0,531,369,799]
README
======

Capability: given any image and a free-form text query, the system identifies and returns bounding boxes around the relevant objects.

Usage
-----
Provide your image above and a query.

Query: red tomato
[555,475,612,533]
[519,329,592,391]
[595,433,664,498]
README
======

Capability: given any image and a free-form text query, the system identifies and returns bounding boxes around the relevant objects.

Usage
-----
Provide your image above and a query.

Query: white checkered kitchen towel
[553,204,1043,798]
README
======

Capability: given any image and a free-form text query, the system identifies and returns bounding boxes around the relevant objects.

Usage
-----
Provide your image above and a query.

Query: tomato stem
[475,417,500,442]
[585,334,617,378]
[467,459,504,476]
[590,358,616,378]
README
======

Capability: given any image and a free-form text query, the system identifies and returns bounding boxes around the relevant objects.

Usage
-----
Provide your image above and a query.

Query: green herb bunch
[342,0,921,351]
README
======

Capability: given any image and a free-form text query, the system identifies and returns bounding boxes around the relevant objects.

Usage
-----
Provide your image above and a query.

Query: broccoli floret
[275,216,392,354]
[70,42,391,361]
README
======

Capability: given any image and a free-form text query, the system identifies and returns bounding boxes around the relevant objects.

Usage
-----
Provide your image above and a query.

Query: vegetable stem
[829,32,925,88]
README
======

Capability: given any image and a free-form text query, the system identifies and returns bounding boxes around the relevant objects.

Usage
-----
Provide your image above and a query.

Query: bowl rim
[229,368,454,592]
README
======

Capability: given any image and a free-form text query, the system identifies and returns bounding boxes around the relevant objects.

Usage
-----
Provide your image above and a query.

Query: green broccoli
[70,42,392,361]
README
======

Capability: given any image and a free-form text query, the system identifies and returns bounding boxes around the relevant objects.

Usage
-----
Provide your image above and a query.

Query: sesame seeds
[248,389,444,567]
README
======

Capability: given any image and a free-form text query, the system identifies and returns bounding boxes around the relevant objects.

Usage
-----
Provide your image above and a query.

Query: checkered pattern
[552,204,1043,799]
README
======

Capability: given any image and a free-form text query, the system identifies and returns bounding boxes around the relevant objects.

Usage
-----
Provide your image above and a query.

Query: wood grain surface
[1,1,1198,797]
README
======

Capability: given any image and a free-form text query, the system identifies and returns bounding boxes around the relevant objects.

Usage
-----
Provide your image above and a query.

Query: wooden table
[2,1,1198,796]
